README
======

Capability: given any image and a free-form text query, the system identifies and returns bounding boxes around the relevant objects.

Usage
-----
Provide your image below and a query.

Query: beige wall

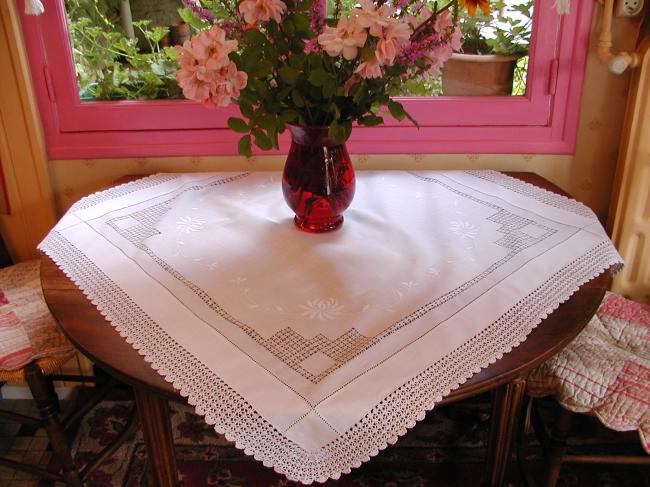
[45,7,641,223]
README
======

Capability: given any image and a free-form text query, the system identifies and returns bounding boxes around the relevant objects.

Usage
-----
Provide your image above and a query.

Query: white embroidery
[449,221,479,239]
[300,298,344,321]
[428,266,441,276]
[176,216,206,234]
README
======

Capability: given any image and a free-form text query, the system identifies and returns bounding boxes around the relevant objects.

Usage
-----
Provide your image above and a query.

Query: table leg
[133,387,179,487]
[543,405,573,487]
[484,378,526,487]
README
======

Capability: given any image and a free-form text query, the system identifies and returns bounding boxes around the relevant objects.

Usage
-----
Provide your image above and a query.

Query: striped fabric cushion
[528,292,650,454]
[0,260,74,372]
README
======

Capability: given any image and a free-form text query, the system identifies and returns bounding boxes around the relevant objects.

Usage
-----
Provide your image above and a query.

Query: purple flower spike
[307,0,325,35]
[182,0,216,23]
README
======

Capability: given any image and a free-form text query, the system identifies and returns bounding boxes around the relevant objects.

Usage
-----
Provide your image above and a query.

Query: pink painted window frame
[19,0,594,159]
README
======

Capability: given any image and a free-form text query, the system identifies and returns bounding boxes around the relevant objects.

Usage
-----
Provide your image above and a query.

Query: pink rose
[436,11,462,51]
[175,26,247,107]
[238,0,287,24]
[318,17,367,60]
[375,21,410,65]
[355,0,395,37]
[355,54,382,79]
[210,62,249,107]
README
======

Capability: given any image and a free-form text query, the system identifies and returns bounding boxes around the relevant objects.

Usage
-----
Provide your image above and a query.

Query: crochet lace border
[39,171,623,484]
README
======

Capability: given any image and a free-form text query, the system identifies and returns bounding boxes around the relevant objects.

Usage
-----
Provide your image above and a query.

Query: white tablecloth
[39,171,622,483]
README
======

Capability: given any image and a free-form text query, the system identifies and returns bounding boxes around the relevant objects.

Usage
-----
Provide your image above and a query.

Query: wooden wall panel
[608,38,650,303]
[0,0,56,261]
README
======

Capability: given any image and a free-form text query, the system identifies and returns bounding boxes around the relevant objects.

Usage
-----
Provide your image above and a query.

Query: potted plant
[441,0,532,96]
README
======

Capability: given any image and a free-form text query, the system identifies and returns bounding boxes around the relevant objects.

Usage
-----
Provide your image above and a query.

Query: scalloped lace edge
[464,170,595,218]
[39,232,622,484]
[40,168,624,484]
[68,173,177,212]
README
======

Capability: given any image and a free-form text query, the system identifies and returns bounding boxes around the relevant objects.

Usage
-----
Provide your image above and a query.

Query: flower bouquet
[175,0,482,231]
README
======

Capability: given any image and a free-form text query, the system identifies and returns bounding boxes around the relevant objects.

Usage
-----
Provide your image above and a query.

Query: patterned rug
[71,394,650,487]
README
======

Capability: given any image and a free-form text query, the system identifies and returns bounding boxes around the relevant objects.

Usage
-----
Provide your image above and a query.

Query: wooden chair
[0,252,137,485]
[524,292,650,486]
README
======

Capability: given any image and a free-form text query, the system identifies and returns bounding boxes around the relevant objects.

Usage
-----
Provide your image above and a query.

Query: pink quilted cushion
[0,260,74,371]
[528,292,650,453]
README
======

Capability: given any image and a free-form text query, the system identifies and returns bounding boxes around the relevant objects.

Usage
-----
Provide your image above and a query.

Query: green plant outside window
[65,0,532,101]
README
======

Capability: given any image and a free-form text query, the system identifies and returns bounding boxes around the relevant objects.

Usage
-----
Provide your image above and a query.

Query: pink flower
[238,0,286,24]
[355,54,382,78]
[375,21,411,65]
[176,63,216,103]
[210,62,249,107]
[435,11,462,51]
[194,27,239,70]
[318,17,367,60]
[304,38,319,54]
[175,26,247,107]
[355,0,395,37]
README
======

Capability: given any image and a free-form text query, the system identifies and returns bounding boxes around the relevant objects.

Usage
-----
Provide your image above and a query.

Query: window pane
[65,0,533,101]
[327,0,533,97]
[65,0,184,101]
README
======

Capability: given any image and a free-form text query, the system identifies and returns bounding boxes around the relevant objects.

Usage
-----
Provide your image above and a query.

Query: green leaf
[287,13,310,33]
[252,128,273,150]
[276,86,293,100]
[307,68,329,87]
[289,53,306,70]
[403,109,420,128]
[238,135,252,157]
[280,110,299,122]
[177,8,206,30]
[341,120,352,141]
[279,66,301,85]
[291,89,305,107]
[251,60,274,78]
[322,79,336,98]
[387,100,406,121]
[239,102,254,119]
[257,115,277,130]
[243,28,268,47]
[295,0,312,10]
[328,122,341,141]
[228,117,249,133]
[359,115,384,126]
[250,79,268,96]
[283,19,295,36]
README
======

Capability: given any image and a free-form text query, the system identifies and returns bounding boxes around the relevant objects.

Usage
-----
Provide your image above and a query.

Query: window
[20,0,594,158]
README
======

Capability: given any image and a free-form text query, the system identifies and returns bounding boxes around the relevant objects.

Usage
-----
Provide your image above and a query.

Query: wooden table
[40,173,611,487]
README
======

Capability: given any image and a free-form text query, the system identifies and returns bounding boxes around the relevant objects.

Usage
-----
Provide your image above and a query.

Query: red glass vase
[282,125,355,233]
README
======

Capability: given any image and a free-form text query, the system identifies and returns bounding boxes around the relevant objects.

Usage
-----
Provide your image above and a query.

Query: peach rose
[375,21,410,65]
[355,0,395,37]
[238,0,287,24]
[175,26,247,107]
[210,62,249,107]
[355,54,382,79]
[318,17,367,60]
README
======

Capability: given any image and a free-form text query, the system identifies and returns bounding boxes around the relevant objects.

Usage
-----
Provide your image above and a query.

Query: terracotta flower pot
[441,53,521,96]
[170,22,191,46]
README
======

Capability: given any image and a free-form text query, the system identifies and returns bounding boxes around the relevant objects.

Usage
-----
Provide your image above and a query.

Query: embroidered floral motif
[449,221,479,239]
[176,216,207,234]
[300,298,344,321]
